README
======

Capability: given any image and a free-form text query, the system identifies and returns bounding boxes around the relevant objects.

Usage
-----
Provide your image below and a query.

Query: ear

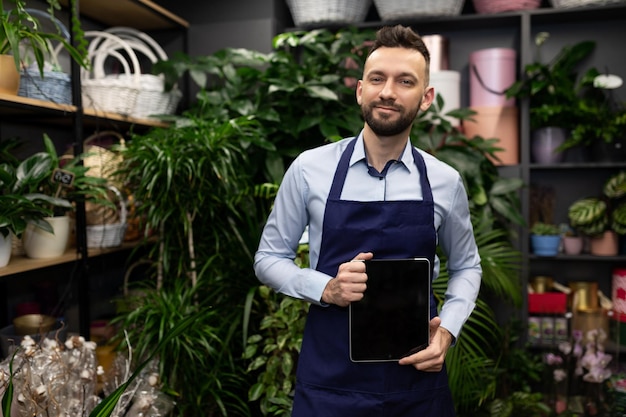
[356,79,363,105]
[420,85,435,112]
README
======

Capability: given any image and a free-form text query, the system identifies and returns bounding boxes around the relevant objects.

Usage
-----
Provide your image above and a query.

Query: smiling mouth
[375,104,398,112]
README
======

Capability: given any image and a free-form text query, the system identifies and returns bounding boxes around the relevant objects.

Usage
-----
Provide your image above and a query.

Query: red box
[528,293,567,314]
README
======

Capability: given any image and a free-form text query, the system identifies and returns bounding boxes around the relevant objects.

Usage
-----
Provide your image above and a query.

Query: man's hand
[398,317,453,372]
[321,252,373,307]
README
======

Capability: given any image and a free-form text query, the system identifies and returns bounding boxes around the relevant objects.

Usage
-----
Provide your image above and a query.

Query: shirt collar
[349,131,416,174]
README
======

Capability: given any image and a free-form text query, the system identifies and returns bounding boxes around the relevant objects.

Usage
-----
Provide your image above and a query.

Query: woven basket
[473,0,541,13]
[18,68,71,104]
[550,0,626,7]
[17,10,71,104]
[103,27,182,119]
[86,186,127,249]
[286,0,372,27]
[374,0,465,20]
[81,31,142,116]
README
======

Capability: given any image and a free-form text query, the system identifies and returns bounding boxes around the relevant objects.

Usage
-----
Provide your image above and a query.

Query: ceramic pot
[22,216,71,259]
[562,235,584,255]
[590,230,618,256]
[0,54,20,95]
[531,127,566,164]
[0,233,11,267]
[531,234,561,256]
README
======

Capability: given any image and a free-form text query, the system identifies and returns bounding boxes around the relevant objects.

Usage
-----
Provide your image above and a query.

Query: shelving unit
[0,0,188,340]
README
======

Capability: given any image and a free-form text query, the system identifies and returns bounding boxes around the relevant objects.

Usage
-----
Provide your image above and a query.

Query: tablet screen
[349,258,431,362]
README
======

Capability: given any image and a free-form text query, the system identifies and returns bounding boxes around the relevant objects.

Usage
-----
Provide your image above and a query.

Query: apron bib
[292,138,455,417]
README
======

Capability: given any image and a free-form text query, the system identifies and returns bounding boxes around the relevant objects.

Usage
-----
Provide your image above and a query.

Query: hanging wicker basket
[286,0,372,27]
[373,0,465,20]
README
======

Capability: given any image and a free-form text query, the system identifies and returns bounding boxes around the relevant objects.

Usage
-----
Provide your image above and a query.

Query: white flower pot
[22,216,71,259]
[0,233,11,267]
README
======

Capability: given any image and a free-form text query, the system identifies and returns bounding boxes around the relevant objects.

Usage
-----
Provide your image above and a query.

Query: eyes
[367,75,417,88]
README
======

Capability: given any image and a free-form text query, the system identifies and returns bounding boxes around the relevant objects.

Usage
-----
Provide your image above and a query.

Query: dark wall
[156,0,292,54]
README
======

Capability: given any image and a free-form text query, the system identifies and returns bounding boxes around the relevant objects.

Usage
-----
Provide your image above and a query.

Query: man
[254,24,482,416]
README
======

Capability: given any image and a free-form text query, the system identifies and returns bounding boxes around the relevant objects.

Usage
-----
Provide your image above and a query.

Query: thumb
[429,316,442,333]
[352,252,374,261]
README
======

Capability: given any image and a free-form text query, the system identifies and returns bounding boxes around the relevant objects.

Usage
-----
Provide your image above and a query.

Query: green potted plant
[0,159,61,266]
[505,32,596,163]
[568,170,626,256]
[10,134,110,259]
[0,0,88,95]
[530,222,561,256]
[566,72,626,161]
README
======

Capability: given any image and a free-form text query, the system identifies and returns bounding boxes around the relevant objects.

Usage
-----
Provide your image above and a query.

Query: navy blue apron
[292,138,455,417]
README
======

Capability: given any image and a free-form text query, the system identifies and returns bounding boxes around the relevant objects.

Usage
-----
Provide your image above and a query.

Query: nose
[379,79,396,100]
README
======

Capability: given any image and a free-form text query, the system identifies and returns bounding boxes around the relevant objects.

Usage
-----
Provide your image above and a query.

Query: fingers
[321,252,373,307]
[398,318,452,372]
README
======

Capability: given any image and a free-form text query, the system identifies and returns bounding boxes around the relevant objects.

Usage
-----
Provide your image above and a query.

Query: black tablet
[349,258,431,362]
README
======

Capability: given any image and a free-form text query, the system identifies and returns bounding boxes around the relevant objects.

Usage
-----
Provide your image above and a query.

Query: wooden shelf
[60,0,189,30]
[0,241,138,278]
[0,93,76,115]
[0,93,169,129]
[83,107,169,129]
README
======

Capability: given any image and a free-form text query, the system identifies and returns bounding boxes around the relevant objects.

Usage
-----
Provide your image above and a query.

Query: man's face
[357,47,433,137]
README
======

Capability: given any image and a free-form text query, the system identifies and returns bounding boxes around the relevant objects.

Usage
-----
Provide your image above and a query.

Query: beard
[361,99,421,137]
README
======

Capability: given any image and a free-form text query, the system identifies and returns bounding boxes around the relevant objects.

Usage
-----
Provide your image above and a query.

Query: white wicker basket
[104,27,182,119]
[86,186,127,249]
[374,0,465,20]
[550,0,626,7]
[286,0,372,27]
[81,31,142,116]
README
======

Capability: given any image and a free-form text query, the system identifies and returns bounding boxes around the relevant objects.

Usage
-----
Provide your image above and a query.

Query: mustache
[372,100,400,110]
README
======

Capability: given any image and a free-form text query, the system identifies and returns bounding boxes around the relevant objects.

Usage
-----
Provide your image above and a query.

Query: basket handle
[82,31,142,85]
[84,130,125,148]
[24,8,70,40]
[108,185,127,225]
[104,27,168,62]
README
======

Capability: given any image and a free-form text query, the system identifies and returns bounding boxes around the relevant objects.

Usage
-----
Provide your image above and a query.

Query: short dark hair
[367,25,431,81]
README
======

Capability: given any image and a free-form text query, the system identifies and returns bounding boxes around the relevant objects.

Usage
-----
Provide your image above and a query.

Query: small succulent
[530,222,560,236]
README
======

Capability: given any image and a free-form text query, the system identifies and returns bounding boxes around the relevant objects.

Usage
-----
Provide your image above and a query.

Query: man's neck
[362,127,409,172]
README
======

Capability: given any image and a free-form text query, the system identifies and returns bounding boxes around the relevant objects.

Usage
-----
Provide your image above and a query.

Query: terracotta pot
[590,230,618,256]
[0,54,20,95]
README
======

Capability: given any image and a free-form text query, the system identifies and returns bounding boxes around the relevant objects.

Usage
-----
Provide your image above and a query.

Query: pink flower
[545,353,563,366]
[553,369,567,382]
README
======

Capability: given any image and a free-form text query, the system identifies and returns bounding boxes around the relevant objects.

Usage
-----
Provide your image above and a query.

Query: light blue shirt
[254,133,482,338]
